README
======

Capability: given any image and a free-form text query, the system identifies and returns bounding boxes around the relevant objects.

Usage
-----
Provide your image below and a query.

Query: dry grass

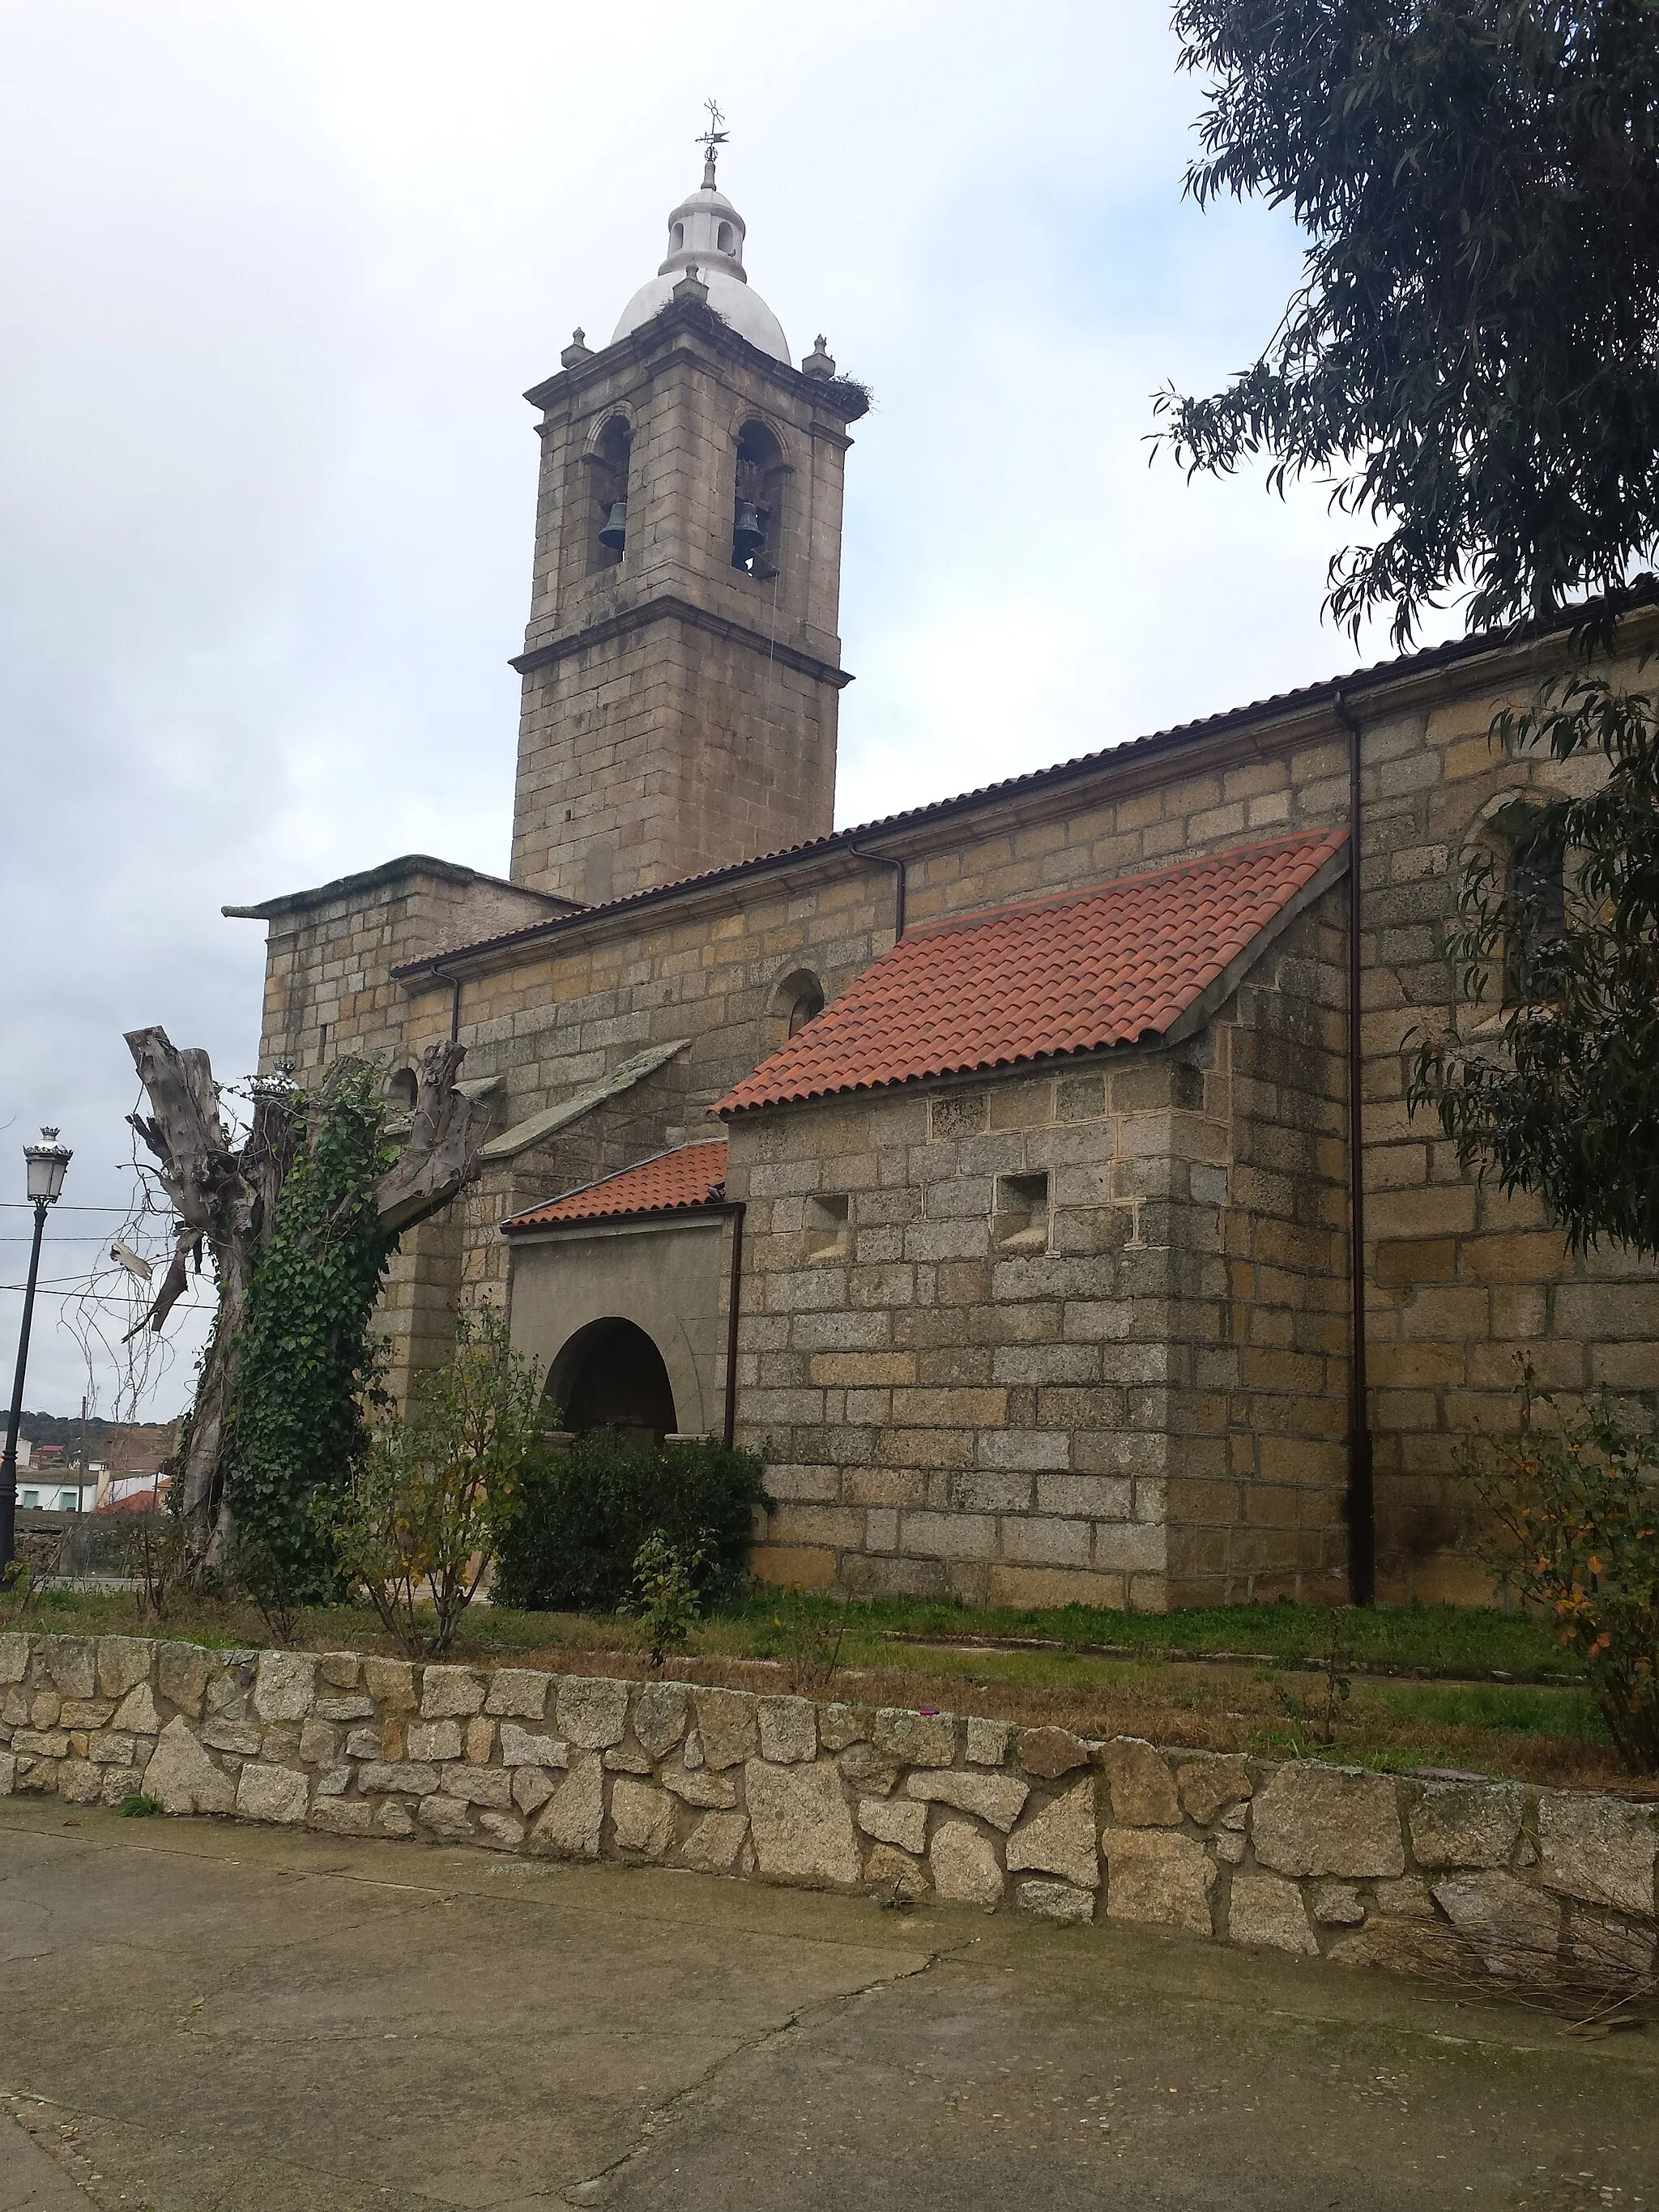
[476,1639,1644,1794]
[9,1588,1651,1794]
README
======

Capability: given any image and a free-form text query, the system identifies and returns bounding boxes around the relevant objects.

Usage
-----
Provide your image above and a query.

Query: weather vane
[696,97,728,184]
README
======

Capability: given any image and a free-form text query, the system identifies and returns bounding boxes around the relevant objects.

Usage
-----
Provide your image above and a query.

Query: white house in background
[14,1442,99,1513]
[17,1477,97,1512]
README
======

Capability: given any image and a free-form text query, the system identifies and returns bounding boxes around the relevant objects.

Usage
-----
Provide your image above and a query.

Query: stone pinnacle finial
[801,335,836,379]
[561,326,594,369]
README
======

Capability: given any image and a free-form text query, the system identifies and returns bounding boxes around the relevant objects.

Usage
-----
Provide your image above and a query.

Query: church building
[228,146,1659,1614]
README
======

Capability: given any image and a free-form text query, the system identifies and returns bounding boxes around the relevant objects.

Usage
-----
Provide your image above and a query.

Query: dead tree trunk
[125,1029,482,1567]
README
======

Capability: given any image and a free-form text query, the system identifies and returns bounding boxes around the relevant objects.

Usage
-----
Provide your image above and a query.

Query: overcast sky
[0,1,1461,1422]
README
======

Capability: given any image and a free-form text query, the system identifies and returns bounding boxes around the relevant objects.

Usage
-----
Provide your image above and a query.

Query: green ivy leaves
[223,1068,397,1609]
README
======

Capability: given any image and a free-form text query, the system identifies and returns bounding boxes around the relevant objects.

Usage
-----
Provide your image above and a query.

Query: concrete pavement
[0,1796,1653,2210]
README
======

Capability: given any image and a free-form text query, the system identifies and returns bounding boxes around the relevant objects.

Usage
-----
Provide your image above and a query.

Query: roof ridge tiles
[384,585,1657,982]
[902,829,1335,938]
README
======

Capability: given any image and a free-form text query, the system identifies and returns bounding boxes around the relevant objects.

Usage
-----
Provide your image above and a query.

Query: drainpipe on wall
[721,1201,746,1448]
[1333,688,1376,1605]
[430,964,463,1044]
[847,846,906,942]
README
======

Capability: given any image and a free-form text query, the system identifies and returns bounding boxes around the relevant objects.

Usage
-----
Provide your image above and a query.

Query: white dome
[610,166,790,364]
[612,266,790,362]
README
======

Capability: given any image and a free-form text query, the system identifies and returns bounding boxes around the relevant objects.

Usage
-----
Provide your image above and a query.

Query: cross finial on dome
[695,97,727,190]
[610,109,791,362]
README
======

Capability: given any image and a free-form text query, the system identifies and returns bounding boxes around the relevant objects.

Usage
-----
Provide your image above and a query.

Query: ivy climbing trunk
[126,1029,483,1570]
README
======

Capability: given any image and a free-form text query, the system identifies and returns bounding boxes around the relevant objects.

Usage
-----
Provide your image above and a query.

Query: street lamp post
[1,1129,73,1577]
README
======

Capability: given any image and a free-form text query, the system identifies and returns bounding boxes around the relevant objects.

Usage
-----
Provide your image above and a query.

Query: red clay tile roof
[95,1476,171,1515]
[501,1140,728,1233]
[715,829,1348,1116]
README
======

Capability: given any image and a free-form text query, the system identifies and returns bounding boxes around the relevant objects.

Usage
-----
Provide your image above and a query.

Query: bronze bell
[599,500,627,552]
[731,500,767,565]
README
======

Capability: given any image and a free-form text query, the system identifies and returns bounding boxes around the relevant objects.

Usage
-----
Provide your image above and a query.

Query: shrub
[0,1561,38,1618]
[338,1304,544,1656]
[493,1432,767,1613]
[1464,1372,1659,1773]
[124,1509,190,1626]
[770,1587,854,1697]
[229,1508,335,1647]
[620,1532,710,1670]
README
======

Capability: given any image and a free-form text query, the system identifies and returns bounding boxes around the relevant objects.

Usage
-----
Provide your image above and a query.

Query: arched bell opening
[732,420,786,579]
[586,416,633,575]
[546,1316,678,1446]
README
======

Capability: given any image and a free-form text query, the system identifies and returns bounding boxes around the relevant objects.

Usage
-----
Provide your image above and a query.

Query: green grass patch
[5,1586,1576,1681]
[1356,1678,1606,1741]
[716,1590,1579,1682]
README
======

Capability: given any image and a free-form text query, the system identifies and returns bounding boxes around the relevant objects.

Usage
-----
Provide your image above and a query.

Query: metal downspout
[430,965,463,1044]
[847,846,906,942]
[722,1201,746,1448]
[1333,688,1375,1605]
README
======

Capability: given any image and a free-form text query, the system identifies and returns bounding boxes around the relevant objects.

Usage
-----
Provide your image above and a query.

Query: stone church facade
[229,152,1659,1613]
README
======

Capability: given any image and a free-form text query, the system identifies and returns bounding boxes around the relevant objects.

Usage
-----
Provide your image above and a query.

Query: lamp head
[23,1127,71,1206]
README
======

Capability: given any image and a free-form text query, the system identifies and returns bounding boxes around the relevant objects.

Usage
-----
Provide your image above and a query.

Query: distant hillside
[18,1411,181,1449]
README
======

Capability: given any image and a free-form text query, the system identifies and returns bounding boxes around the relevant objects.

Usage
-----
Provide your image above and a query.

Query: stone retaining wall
[2,1634,1653,1984]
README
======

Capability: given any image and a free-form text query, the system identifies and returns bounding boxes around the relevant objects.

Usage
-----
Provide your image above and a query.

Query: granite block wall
[2,1634,1652,1993]
[727,1063,1188,1611]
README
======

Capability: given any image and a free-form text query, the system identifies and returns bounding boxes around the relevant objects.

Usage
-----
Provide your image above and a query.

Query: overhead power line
[0,1235,143,1244]
[0,1203,153,1214]
[0,1284,216,1311]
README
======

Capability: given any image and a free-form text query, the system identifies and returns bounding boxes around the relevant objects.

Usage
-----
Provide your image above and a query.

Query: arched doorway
[549,1317,678,1445]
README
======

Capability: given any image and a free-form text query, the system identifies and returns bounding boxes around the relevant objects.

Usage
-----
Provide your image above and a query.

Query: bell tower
[509,131,868,905]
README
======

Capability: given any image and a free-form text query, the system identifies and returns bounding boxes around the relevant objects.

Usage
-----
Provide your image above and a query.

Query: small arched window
[1502,803,1567,1004]
[386,1067,418,1112]
[672,221,684,251]
[788,983,825,1038]
[717,220,735,254]
[770,967,825,1047]
[732,420,785,578]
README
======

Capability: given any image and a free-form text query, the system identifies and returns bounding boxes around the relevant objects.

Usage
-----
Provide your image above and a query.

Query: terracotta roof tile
[716,830,1348,1116]
[501,1140,727,1233]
